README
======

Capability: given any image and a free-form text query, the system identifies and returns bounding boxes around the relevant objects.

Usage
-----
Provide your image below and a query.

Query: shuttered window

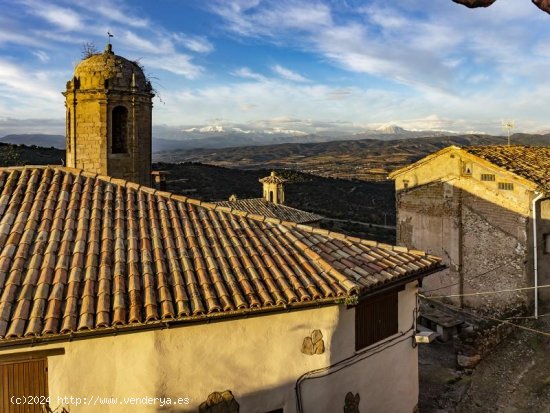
[0,358,48,413]
[355,290,399,351]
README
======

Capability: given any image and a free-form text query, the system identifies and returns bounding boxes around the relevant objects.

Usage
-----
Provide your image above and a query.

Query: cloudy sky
[1,0,550,136]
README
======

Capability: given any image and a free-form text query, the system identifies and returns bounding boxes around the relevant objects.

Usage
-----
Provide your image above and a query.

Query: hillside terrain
[155,162,396,241]
[0,142,64,166]
[154,134,550,181]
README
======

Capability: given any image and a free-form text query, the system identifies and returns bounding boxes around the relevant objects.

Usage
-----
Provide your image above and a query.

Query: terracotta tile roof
[0,166,442,343]
[259,171,287,185]
[463,146,550,192]
[213,198,323,224]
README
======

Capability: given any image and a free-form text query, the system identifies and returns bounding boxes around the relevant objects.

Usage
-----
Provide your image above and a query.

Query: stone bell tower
[260,171,287,204]
[63,43,154,186]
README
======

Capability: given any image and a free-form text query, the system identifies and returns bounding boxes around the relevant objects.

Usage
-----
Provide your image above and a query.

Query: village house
[389,145,550,315]
[0,44,444,413]
[214,171,324,225]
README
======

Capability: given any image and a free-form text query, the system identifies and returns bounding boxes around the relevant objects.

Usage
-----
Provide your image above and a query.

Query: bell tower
[260,171,287,204]
[63,43,154,186]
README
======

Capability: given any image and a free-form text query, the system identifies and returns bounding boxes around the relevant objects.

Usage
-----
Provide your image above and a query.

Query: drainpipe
[532,192,544,319]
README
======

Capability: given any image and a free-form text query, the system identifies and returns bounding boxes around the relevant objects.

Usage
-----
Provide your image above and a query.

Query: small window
[544,234,550,254]
[112,106,128,154]
[481,174,495,181]
[462,162,473,176]
[269,191,274,202]
[402,180,409,189]
[498,182,514,191]
[355,290,398,351]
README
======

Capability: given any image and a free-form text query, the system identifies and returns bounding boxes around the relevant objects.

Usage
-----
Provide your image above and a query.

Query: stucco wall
[0,283,419,413]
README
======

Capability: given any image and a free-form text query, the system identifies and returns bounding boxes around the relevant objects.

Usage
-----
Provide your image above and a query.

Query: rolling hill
[153,134,550,181]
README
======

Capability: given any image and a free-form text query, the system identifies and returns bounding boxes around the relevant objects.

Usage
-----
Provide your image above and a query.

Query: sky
[1,0,550,137]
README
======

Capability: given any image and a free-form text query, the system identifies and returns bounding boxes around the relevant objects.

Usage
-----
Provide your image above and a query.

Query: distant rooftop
[213,197,324,224]
[259,171,287,185]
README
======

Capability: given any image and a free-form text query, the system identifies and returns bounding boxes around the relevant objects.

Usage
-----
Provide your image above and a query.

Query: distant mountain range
[0,134,66,148]
[0,124,462,153]
[3,127,549,158]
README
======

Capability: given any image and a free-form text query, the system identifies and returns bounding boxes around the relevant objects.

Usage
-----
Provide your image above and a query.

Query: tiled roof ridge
[16,166,431,259]
[213,197,324,224]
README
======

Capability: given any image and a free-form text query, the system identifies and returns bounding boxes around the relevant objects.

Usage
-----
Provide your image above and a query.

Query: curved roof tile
[0,166,442,342]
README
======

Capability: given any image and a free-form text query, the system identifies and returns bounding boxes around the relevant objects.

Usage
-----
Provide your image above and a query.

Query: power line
[421,259,515,294]
[420,295,550,337]
[424,283,550,299]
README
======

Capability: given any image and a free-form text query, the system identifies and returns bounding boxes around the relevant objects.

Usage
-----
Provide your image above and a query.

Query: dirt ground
[419,319,550,412]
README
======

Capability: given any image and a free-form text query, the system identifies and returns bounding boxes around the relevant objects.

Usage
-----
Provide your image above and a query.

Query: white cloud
[232,67,267,81]
[142,54,202,79]
[32,50,50,62]
[172,33,214,54]
[271,64,308,82]
[26,1,83,31]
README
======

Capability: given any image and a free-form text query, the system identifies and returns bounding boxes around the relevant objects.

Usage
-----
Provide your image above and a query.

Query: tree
[0,145,22,167]
[81,42,98,59]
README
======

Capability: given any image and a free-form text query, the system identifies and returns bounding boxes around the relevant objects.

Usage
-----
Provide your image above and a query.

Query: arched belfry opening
[112,106,128,154]
[259,171,287,205]
[63,43,154,186]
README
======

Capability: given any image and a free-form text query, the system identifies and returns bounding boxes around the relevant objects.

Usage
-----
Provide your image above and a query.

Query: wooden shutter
[0,358,48,413]
[355,290,399,350]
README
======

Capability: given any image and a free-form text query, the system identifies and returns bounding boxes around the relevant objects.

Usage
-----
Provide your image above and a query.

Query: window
[265,410,283,413]
[462,162,473,176]
[498,182,514,191]
[481,174,495,181]
[355,290,398,351]
[544,234,550,254]
[269,191,274,202]
[402,180,409,189]
[112,106,128,154]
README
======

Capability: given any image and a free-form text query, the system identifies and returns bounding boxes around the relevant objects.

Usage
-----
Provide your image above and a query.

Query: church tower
[63,43,154,186]
[260,171,287,204]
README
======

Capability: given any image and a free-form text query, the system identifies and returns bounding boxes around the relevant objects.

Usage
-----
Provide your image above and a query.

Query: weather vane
[107,32,114,45]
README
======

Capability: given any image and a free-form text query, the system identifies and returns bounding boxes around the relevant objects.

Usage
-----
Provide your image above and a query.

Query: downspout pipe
[533,192,544,319]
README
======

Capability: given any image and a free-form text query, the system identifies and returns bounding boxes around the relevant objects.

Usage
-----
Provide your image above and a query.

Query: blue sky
[1,0,550,136]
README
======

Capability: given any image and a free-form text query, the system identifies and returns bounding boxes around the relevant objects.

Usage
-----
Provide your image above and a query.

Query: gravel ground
[419,319,550,413]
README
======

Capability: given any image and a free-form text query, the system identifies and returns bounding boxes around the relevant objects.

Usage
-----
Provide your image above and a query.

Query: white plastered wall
[0,282,419,413]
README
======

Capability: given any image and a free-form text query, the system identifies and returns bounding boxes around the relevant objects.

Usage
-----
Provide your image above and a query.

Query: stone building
[63,43,154,186]
[0,47,445,413]
[389,145,550,315]
[214,171,324,225]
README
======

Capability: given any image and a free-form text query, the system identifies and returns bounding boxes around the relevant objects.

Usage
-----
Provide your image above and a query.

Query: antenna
[501,120,515,146]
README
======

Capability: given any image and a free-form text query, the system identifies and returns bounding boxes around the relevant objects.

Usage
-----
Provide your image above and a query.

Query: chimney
[151,171,170,191]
